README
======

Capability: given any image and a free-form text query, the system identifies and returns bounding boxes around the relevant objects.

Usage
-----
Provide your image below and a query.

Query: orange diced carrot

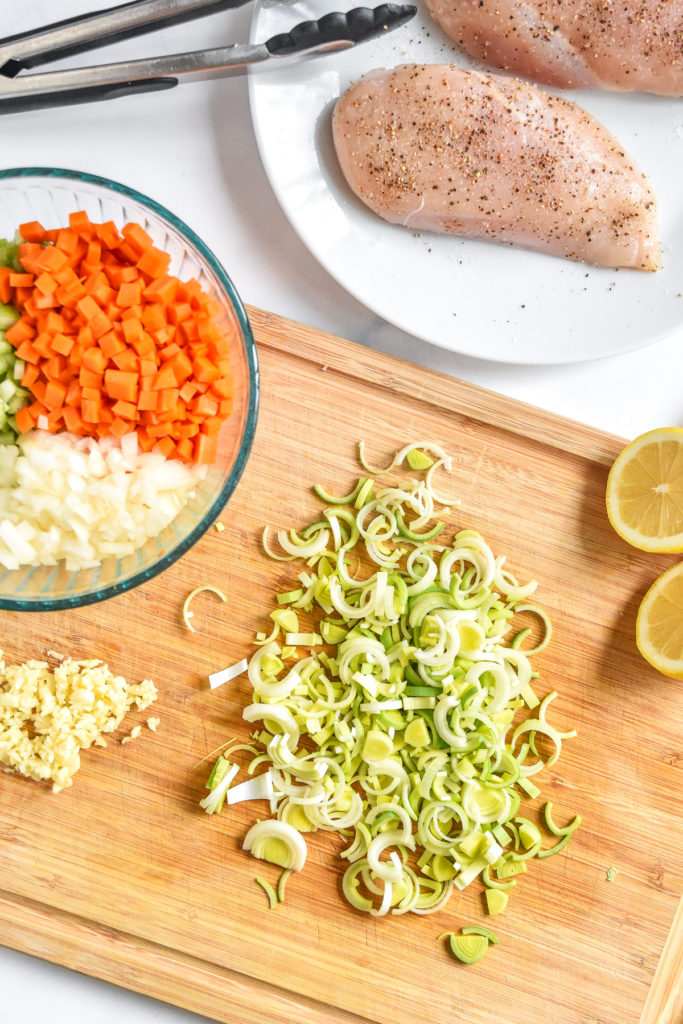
[14,405,36,434]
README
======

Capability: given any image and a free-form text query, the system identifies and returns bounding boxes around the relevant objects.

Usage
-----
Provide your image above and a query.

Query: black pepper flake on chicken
[332,64,661,270]
[423,0,683,95]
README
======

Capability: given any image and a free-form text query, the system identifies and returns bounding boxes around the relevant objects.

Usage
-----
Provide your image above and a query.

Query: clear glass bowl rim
[0,166,259,612]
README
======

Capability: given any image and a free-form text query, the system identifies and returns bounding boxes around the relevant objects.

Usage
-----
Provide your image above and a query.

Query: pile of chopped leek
[204,441,580,920]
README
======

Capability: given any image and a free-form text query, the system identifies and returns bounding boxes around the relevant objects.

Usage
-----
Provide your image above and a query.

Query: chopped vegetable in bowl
[0,166,258,609]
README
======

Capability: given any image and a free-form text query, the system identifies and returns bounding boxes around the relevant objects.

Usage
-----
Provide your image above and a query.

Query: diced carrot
[62,405,86,435]
[192,355,221,383]
[144,275,177,304]
[82,346,108,374]
[21,363,40,388]
[109,416,132,439]
[157,387,179,413]
[141,303,166,333]
[69,210,96,238]
[111,399,138,420]
[14,405,36,434]
[153,436,177,458]
[104,368,139,402]
[0,266,13,304]
[50,332,74,357]
[43,379,67,409]
[136,246,171,278]
[167,301,193,325]
[14,340,39,364]
[192,393,219,417]
[97,221,122,248]
[76,294,102,322]
[55,228,80,254]
[193,431,218,464]
[81,399,101,423]
[120,317,144,346]
[151,362,177,390]
[19,220,47,243]
[122,222,153,254]
[111,348,138,372]
[89,311,113,339]
[34,245,68,273]
[78,367,102,389]
[9,272,34,288]
[116,281,142,307]
[97,330,125,359]
[65,380,83,406]
[5,318,35,345]
[137,390,158,412]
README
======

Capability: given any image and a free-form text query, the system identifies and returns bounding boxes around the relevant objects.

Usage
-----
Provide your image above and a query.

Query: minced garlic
[0,651,156,792]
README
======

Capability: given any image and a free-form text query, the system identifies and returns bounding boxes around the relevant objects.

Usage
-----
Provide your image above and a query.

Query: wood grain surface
[0,306,681,1024]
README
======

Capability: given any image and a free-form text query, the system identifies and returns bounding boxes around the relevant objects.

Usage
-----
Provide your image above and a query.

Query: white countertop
[1,2,681,1022]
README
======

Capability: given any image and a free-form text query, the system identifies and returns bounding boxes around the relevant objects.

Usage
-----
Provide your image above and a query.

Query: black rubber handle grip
[265,3,417,57]
[0,76,177,114]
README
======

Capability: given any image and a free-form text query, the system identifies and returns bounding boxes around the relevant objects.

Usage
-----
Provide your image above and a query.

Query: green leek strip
[220,440,577,925]
[255,877,279,909]
[462,924,499,945]
[277,868,292,902]
[482,865,516,890]
[537,829,578,859]
[544,802,582,837]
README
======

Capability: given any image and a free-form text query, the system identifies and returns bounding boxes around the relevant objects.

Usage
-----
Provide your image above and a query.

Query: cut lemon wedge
[605,427,683,552]
[636,563,683,678]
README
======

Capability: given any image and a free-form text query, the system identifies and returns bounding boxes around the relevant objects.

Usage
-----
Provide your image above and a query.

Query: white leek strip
[367,830,414,883]
[243,820,307,871]
[370,879,394,917]
[243,703,300,751]
[254,668,302,702]
[183,586,227,633]
[276,528,330,559]
[227,771,274,805]
[411,878,454,915]
[209,658,248,690]
[511,604,553,654]
[199,762,239,813]
[405,548,439,595]
[493,558,538,600]
[261,526,297,561]
[364,802,413,843]
[360,699,403,714]
[425,457,459,506]
[357,441,397,474]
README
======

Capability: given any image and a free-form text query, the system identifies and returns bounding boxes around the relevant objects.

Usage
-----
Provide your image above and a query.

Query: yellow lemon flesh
[605,427,683,552]
[636,563,683,679]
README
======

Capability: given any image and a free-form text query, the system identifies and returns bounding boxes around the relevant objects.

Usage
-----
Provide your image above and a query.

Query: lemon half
[636,563,683,678]
[606,427,683,552]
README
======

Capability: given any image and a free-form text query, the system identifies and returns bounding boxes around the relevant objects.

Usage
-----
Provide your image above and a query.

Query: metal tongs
[0,0,416,114]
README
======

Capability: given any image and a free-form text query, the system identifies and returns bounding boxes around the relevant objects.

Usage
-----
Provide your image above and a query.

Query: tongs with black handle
[0,0,416,114]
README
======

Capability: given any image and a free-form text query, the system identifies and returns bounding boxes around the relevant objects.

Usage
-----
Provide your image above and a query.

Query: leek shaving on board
[202,442,580,926]
[183,586,227,633]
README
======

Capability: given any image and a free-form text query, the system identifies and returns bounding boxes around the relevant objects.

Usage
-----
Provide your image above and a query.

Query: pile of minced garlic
[0,651,157,791]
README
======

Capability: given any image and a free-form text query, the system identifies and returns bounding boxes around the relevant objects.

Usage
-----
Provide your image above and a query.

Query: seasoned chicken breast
[332,64,661,270]
[423,0,683,95]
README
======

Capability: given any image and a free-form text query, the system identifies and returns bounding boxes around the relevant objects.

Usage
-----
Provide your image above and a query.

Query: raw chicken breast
[423,0,683,95]
[332,64,661,270]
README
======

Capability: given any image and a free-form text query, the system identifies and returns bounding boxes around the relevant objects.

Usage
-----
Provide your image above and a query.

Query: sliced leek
[205,441,579,931]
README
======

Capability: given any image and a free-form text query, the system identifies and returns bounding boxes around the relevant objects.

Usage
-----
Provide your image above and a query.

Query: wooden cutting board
[1,307,682,1024]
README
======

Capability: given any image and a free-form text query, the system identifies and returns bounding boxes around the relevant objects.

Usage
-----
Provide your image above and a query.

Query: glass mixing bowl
[0,167,259,611]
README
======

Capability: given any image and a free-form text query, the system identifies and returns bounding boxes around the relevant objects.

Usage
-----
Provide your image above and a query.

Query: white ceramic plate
[248,0,683,364]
